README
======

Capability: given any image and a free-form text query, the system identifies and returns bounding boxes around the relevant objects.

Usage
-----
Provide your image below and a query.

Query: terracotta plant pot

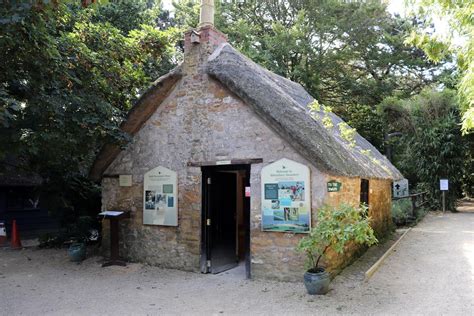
[303,268,330,295]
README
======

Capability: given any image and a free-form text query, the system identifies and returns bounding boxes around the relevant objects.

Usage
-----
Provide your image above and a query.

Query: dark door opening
[360,179,369,206]
[201,164,250,277]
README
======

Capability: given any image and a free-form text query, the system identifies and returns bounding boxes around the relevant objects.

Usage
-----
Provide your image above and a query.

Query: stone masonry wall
[367,179,393,236]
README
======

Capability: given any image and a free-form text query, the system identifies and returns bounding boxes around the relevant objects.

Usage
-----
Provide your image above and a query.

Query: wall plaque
[143,166,178,226]
[119,175,132,187]
[261,158,311,233]
[327,180,342,192]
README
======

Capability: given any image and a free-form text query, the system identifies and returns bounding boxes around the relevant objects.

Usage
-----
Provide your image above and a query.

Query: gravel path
[1,211,473,315]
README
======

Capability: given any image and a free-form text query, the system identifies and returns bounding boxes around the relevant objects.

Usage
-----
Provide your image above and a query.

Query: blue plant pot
[304,269,330,295]
[68,242,86,262]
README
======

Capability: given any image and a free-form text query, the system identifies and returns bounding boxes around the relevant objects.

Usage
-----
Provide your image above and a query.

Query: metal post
[442,191,446,214]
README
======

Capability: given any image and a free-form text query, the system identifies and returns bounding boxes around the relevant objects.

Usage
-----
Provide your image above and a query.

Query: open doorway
[201,164,250,278]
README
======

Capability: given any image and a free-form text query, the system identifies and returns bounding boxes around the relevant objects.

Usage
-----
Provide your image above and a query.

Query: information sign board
[440,179,449,191]
[143,166,178,226]
[261,158,311,233]
[393,179,409,198]
[327,180,342,192]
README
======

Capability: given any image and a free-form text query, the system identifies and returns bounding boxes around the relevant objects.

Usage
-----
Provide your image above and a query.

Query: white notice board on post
[143,166,178,226]
[440,179,449,191]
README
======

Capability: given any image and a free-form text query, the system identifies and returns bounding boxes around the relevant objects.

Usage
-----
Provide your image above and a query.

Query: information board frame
[143,166,178,226]
[261,158,311,233]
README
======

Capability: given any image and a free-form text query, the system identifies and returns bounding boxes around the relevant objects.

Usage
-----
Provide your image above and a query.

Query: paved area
[1,211,473,315]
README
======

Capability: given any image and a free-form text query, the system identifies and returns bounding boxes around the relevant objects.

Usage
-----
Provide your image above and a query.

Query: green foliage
[171,0,445,151]
[39,215,97,248]
[406,0,474,134]
[212,1,441,110]
[92,0,161,34]
[0,1,176,221]
[338,122,357,148]
[345,104,386,149]
[391,199,413,225]
[296,203,378,272]
[382,89,474,209]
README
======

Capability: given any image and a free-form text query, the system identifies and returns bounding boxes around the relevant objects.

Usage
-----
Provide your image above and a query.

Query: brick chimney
[183,0,227,75]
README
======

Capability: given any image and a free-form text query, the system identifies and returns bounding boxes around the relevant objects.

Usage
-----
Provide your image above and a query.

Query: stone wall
[366,179,393,237]
[102,75,329,278]
[323,176,393,237]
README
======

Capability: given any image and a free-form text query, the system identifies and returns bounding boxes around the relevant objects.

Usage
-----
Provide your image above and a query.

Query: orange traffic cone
[11,220,22,249]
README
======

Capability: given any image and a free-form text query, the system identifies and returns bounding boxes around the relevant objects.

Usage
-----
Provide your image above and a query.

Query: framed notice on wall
[143,166,178,226]
[261,158,311,233]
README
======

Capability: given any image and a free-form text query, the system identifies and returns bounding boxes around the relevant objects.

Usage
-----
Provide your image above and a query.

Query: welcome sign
[261,158,311,233]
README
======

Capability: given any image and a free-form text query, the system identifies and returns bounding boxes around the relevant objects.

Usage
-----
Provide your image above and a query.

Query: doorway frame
[200,163,252,279]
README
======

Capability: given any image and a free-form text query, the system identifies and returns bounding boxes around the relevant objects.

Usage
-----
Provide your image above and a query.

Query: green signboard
[327,180,342,192]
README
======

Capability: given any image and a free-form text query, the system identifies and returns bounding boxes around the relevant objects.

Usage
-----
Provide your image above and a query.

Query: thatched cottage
[90,1,402,281]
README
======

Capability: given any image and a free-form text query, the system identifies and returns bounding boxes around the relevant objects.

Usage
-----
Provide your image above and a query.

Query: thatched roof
[90,42,402,181]
[207,44,403,180]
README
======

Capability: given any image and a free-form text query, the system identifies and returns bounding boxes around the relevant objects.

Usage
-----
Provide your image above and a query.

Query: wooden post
[100,211,130,267]
[109,218,119,261]
[411,196,417,218]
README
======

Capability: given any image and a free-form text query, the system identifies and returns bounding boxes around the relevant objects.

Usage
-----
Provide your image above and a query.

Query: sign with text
[393,179,409,198]
[245,186,251,197]
[119,175,132,187]
[261,158,311,233]
[143,166,178,226]
[327,180,342,192]
[440,179,449,191]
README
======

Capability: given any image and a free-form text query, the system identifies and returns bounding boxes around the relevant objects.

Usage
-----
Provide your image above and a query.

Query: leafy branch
[297,203,378,272]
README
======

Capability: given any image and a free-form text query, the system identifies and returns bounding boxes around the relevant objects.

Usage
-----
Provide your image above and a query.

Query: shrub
[296,203,378,272]
[391,199,412,225]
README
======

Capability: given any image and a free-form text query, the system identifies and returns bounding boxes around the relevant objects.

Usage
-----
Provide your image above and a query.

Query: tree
[0,1,176,215]
[173,0,447,148]
[406,0,474,134]
[380,89,473,209]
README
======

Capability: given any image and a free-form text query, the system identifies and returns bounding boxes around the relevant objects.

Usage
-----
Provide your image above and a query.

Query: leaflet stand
[99,210,130,267]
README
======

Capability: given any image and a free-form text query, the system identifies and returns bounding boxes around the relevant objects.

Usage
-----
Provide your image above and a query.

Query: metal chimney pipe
[199,0,214,27]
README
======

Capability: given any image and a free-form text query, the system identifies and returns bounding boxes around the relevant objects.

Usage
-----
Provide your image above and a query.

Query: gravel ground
[1,211,473,316]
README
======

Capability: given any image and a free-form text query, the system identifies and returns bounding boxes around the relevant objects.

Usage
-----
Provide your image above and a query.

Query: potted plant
[67,216,95,262]
[297,203,378,295]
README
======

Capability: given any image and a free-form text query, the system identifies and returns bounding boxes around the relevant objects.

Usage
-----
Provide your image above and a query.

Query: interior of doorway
[201,164,250,278]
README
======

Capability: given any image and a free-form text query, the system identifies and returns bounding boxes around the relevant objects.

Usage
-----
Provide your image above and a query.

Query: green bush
[39,215,97,248]
[391,199,412,225]
[382,89,473,211]
[296,203,378,272]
